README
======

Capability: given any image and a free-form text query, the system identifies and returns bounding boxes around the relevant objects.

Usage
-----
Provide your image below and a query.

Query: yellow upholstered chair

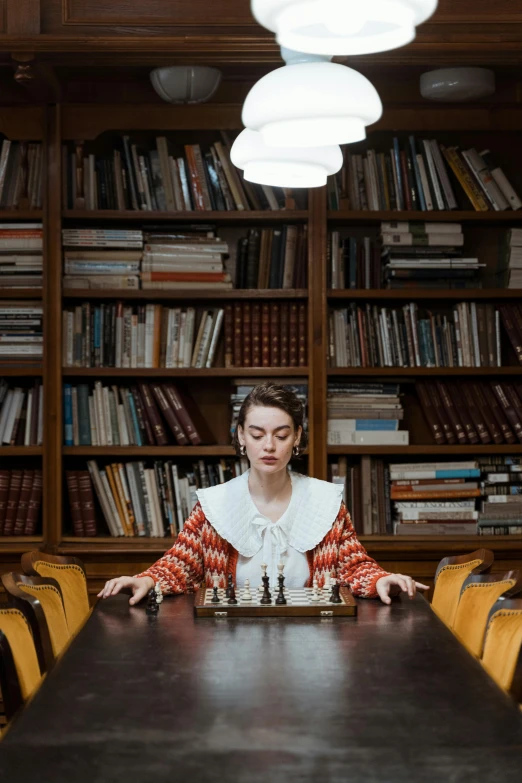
[431,548,494,629]
[21,551,90,637]
[482,596,522,704]
[0,605,44,720]
[452,570,522,658]
[1,573,71,663]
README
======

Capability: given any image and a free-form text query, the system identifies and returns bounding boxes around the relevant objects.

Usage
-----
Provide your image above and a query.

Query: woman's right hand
[97,575,155,605]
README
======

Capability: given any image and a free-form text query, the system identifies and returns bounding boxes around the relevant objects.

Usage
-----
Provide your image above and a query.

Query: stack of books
[230,378,308,442]
[0,468,43,535]
[62,227,143,290]
[328,232,379,289]
[64,135,293,212]
[63,381,215,446]
[328,136,521,212]
[0,303,43,364]
[498,229,522,289]
[329,455,392,535]
[62,302,224,368]
[0,379,43,446]
[0,140,43,210]
[82,457,248,537]
[381,221,483,290]
[328,301,499,368]
[418,380,522,446]
[224,301,307,368]
[391,460,481,536]
[478,456,522,536]
[327,382,408,446]
[236,225,307,289]
[142,226,231,290]
[0,222,43,288]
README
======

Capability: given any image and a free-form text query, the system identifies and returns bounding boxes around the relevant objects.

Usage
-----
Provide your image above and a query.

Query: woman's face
[238,405,301,474]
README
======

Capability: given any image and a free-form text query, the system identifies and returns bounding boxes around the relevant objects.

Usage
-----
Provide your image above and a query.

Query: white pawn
[311,577,321,602]
[324,572,331,594]
[242,579,252,602]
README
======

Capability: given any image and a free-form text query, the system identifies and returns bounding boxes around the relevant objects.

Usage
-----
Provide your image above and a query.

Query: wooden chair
[21,551,90,637]
[431,548,494,629]
[0,603,44,721]
[452,570,522,658]
[1,573,71,664]
[482,596,522,704]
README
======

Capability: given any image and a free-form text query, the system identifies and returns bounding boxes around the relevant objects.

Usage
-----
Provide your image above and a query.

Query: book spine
[470,382,504,444]
[436,380,467,444]
[269,303,280,367]
[77,470,97,536]
[13,469,33,535]
[416,381,445,444]
[3,469,22,536]
[224,304,233,368]
[138,382,169,446]
[289,302,298,367]
[24,468,42,535]
[261,302,271,367]
[162,384,201,446]
[242,302,252,367]
[151,383,188,445]
[66,470,84,536]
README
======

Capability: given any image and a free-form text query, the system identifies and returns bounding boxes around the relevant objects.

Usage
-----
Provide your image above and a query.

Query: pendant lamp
[242,50,382,148]
[230,129,343,188]
[251,0,438,56]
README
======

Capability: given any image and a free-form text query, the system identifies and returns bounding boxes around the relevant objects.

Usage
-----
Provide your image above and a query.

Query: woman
[98,382,428,605]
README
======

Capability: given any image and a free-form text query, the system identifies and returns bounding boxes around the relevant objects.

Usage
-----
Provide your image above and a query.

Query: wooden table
[1,593,522,781]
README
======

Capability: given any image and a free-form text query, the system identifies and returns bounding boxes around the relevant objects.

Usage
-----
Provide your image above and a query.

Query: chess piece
[329,578,342,604]
[260,573,272,605]
[260,563,271,597]
[146,587,159,615]
[227,582,238,605]
[211,575,220,604]
[225,573,233,598]
[324,572,331,593]
[311,578,321,602]
[275,563,287,605]
[242,579,252,602]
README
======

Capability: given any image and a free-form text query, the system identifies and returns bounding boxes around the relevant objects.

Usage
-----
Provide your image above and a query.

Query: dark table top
[1,592,522,782]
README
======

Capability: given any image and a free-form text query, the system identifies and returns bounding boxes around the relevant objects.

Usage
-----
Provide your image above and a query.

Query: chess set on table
[194,563,357,618]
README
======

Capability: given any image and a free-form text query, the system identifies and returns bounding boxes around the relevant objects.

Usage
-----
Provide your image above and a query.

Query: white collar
[196,470,344,557]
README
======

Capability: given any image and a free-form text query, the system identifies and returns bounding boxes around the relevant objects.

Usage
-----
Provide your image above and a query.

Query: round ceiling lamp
[150,66,222,104]
[241,51,382,148]
[230,129,343,188]
[420,67,495,102]
[251,0,438,56]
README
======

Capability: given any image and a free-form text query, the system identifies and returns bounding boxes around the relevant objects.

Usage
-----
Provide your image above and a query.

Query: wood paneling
[62,0,255,27]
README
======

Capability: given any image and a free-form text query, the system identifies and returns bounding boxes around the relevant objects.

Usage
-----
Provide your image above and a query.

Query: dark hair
[232,381,308,457]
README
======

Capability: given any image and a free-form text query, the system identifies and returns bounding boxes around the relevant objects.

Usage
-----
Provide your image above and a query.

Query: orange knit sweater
[136,500,390,598]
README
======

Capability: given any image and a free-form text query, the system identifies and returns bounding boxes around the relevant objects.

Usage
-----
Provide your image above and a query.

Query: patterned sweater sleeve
[134,501,206,595]
[336,502,390,598]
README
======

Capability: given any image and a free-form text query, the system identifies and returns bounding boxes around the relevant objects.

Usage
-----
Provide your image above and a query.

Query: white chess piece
[277,561,286,592]
[311,577,321,602]
[242,578,252,602]
[213,574,220,589]
[260,562,268,591]
[324,572,331,596]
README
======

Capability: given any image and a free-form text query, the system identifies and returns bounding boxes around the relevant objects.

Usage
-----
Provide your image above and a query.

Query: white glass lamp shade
[420,68,495,102]
[230,129,342,188]
[242,62,382,147]
[150,66,222,104]
[251,0,438,56]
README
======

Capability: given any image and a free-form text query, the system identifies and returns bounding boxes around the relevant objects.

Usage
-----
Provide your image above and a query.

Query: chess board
[194,585,357,618]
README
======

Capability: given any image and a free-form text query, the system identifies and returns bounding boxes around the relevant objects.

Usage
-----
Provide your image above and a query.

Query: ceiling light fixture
[150,66,222,104]
[241,49,382,148]
[230,129,343,188]
[251,0,438,56]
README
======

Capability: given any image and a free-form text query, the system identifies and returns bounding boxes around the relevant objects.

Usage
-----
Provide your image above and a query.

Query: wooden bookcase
[2,101,522,597]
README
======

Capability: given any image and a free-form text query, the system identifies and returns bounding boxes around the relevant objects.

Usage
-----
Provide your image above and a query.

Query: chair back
[431,548,494,628]
[1,573,70,663]
[0,605,43,720]
[21,551,90,636]
[453,570,522,657]
[482,596,522,701]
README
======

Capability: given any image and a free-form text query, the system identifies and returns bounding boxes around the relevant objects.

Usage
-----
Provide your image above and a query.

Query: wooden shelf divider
[63,289,308,300]
[62,367,309,377]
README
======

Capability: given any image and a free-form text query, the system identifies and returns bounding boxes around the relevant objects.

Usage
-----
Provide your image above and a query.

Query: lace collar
[196,469,344,557]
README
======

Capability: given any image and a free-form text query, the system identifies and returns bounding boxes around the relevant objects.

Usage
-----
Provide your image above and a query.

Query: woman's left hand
[375,573,430,605]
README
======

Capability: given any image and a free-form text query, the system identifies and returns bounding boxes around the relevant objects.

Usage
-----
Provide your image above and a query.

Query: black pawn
[329,582,342,604]
[260,574,272,605]
[211,584,220,604]
[275,574,287,605]
[225,574,233,598]
[146,588,159,615]
[227,583,238,605]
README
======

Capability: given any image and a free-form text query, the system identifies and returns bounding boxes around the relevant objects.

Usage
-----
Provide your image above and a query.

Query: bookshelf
[2,102,522,597]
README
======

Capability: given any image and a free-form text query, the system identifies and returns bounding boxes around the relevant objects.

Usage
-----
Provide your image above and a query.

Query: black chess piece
[225,574,233,598]
[227,583,238,605]
[211,584,220,604]
[146,588,159,615]
[275,573,287,605]
[260,574,272,605]
[329,582,342,604]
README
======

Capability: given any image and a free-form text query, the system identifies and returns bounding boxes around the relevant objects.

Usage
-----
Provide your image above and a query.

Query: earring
[293,444,300,456]
[239,444,246,456]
